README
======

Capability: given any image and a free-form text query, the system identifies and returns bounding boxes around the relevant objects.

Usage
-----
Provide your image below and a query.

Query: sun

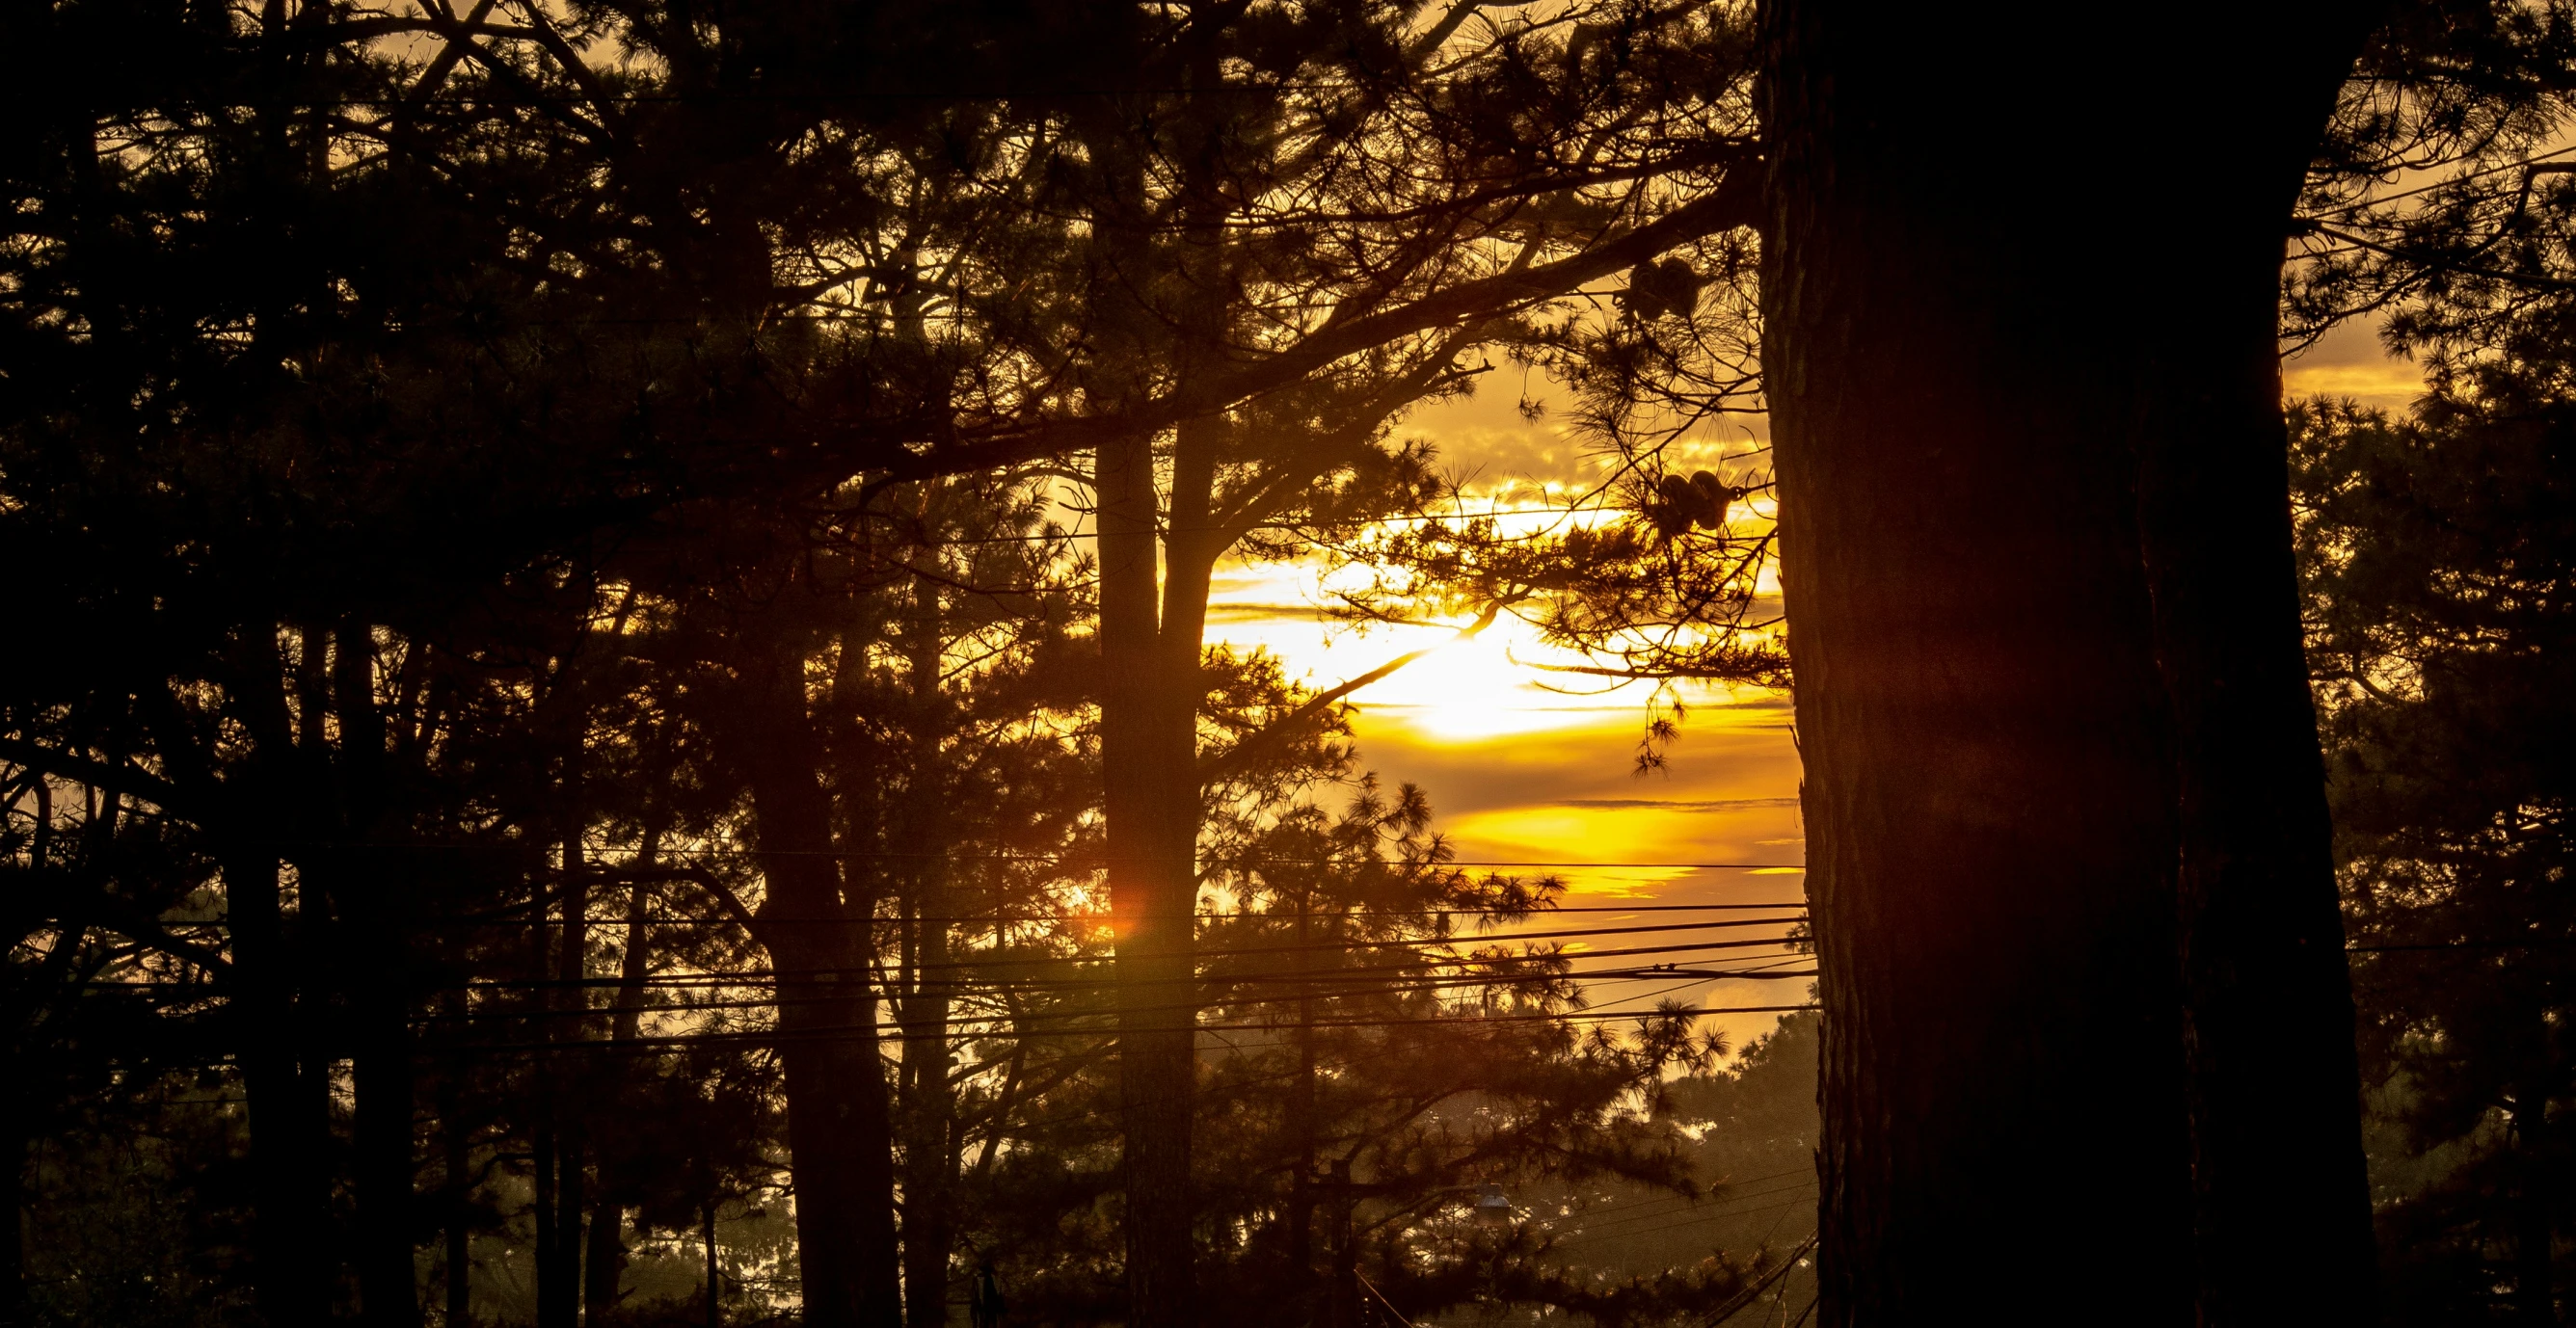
[1208,552,1684,745]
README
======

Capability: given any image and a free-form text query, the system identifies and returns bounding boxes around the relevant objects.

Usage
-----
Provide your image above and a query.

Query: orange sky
[1203,320,2424,1051]
[1206,383,1807,1050]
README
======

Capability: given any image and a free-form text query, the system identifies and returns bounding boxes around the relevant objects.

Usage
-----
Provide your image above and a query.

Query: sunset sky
[1199,316,2425,1050]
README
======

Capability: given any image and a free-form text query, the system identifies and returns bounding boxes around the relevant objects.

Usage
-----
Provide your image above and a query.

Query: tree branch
[0,738,188,811]
[862,171,1761,488]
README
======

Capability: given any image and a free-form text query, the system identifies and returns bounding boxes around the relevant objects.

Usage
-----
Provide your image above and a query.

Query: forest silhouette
[4,2,2573,1326]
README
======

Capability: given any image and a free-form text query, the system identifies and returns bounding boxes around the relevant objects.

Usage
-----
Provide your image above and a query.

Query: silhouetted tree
[2294,383,2576,1318]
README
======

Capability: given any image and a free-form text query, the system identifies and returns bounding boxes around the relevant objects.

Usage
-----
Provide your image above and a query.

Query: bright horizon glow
[1198,466,1810,1049]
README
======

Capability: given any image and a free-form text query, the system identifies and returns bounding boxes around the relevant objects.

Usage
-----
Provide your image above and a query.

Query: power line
[199,841,1808,868]
[433,1001,1819,1055]
[421,934,1810,993]
[400,901,1811,929]
[85,81,1487,110]
[1548,1183,1820,1248]
[2349,938,2576,951]
[414,965,1815,1026]
[1535,1166,1815,1235]
[513,958,1815,1009]
[2308,143,2576,217]
[1702,1233,1819,1327]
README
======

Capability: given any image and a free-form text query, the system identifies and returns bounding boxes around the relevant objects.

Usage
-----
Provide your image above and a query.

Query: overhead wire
[404,901,1811,928]
[412,934,1812,994]
[1699,1232,1820,1326]
[2305,143,2576,217]
[196,841,1807,867]
[1546,1184,1820,1248]
[412,963,1815,1026]
[428,1001,1821,1056]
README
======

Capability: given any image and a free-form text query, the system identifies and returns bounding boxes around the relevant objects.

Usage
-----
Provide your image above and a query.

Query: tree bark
[228,849,335,1328]
[539,852,589,1328]
[332,625,422,1328]
[2121,26,2382,1319]
[207,638,339,1328]
[737,640,902,1328]
[1284,894,1318,1313]
[2515,1077,2556,1328]
[1098,418,1218,1328]
[899,892,955,1328]
[1758,5,2375,1320]
[532,888,564,1328]
[440,992,473,1328]
[704,1205,722,1328]
[586,874,657,1325]
[899,595,958,1328]
[346,888,420,1328]
[581,1191,623,1324]
[3,1103,24,1328]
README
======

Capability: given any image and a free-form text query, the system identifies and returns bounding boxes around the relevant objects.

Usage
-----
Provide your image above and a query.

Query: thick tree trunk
[1758,5,2374,1321]
[738,644,902,1328]
[1098,420,1219,1328]
[2123,37,2381,1320]
[2133,247,2378,1328]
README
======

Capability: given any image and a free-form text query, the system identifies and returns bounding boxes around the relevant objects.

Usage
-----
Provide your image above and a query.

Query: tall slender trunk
[1758,5,2375,1321]
[540,847,588,1328]
[1283,892,1317,1310]
[1098,416,1221,1327]
[3,1103,23,1328]
[1325,1159,1356,1328]
[703,1205,722,1328]
[2516,1076,2556,1328]
[528,852,570,1325]
[550,1114,585,1320]
[440,992,472,1328]
[228,849,335,1328]
[581,1188,620,1317]
[531,894,561,1328]
[212,636,337,1327]
[899,582,957,1328]
[335,624,421,1328]
[899,896,955,1328]
[585,872,658,1324]
[738,640,901,1328]
[580,1190,622,1325]
[347,874,418,1328]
